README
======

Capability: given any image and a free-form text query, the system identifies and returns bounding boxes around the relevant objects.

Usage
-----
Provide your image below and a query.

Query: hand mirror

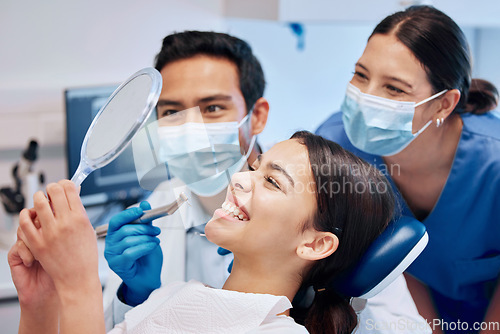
[71,67,162,186]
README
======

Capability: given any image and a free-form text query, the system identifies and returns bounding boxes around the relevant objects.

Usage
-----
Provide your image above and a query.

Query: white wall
[225,19,374,148]
[474,28,500,91]
[1,1,499,229]
[0,0,224,229]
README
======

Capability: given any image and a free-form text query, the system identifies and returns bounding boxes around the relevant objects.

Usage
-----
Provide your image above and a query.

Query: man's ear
[436,89,460,122]
[296,231,339,261]
[250,97,269,135]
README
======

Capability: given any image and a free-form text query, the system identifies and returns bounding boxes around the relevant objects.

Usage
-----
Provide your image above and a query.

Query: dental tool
[95,192,189,238]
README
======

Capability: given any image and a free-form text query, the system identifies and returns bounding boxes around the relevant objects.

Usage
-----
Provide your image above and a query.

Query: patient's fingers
[16,240,35,267]
[16,226,36,264]
[28,208,41,229]
[59,180,84,213]
[18,208,41,251]
[46,183,70,220]
[27,208,37,219]
[33,190,55,230]
[17,225,26,243]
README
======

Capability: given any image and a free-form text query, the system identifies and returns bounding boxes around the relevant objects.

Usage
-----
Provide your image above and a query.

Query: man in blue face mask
[101,31,270,328]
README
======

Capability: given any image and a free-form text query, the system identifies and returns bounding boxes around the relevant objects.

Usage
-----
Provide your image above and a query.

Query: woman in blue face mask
[316,5,500,333]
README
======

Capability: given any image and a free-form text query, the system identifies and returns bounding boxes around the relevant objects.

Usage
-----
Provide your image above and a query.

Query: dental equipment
[95,192,189,238]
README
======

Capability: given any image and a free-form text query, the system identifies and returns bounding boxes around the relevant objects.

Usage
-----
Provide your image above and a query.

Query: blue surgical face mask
[341,83,448,156]
[157,114,255,197]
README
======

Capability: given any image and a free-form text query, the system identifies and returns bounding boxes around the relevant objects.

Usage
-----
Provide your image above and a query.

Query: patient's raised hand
[18,180,100,294]
[8,229,58,310]
[8,211,60,333]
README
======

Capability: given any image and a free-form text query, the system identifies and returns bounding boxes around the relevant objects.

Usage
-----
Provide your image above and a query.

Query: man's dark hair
[154,31,266,112]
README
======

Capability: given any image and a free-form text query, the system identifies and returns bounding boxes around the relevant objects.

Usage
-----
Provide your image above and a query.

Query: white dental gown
[107,280,307,334]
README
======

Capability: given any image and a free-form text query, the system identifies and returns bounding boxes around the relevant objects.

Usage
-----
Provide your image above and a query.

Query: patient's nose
[230,171,253,193]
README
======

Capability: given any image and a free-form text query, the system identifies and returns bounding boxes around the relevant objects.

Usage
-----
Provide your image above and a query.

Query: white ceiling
[223,0,500,27]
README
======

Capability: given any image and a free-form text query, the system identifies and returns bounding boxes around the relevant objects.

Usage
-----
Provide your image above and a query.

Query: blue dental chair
[295,215,428,310]
[334,215,428,298]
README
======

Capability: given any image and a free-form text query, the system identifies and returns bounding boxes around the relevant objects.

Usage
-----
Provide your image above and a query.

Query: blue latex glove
[104,201,162,306]
[217,247,233,273]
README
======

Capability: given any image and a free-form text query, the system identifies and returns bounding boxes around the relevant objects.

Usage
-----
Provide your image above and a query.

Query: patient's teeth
[220,200,248,221]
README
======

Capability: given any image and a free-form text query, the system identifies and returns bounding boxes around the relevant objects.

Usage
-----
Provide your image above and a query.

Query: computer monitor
[65,85,151,207]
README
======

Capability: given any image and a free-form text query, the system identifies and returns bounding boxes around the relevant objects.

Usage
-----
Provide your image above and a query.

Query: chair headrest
[331,216,428,299]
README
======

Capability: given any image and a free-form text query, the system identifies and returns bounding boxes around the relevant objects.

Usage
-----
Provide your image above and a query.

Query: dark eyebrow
[257,154,295,188]
[355,62,369,73]
[269,162,295,188]
[157,99,183,107]
[198,94,233,104]
[156,94,233,108]
[355,62,413,89]
[383,75,413,89]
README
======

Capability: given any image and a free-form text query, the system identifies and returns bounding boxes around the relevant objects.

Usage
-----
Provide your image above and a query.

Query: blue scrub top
[316,111,500,327]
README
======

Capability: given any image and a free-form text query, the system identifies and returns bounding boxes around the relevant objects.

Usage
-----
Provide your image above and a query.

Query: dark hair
[466,79,499,114]
[154,31,265,112]
[371,5,498,115]
[290,131,394,334]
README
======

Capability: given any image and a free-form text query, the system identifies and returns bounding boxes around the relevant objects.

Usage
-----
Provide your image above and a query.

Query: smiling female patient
[9,131,394,334]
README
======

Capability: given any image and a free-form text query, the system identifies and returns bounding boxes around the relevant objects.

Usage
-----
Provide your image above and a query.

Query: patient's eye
[265,176,281,190]
[249,164,281,190]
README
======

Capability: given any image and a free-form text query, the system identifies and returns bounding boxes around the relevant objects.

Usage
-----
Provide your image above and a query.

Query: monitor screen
[65,85,151,207]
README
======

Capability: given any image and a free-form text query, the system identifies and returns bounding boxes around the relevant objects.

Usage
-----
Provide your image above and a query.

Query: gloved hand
[104,201,162,306]
[217,247,233,273]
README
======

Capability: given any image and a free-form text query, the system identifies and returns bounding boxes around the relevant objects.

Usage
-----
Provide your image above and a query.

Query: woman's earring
[436,118,444,128]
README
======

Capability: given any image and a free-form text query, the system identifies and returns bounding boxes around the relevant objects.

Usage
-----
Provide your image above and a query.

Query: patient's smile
[221,201,248,221]
[205,139,316,256]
